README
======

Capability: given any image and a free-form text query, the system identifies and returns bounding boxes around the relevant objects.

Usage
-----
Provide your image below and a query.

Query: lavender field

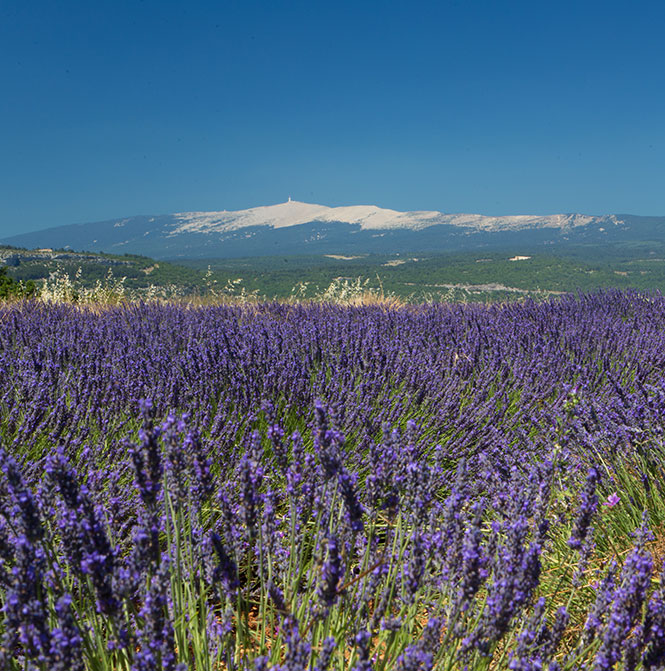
[2,291,665,670]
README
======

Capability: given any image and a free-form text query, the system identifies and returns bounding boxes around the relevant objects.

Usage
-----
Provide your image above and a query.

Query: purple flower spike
[316,533,345,611]
[593,545,653,671]
[49,594,84,671]
[351,630,373,671]
[130,401,164,510]
[568,466,599,550]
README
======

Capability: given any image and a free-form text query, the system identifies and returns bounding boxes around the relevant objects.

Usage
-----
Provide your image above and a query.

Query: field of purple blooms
[2,291,665,670]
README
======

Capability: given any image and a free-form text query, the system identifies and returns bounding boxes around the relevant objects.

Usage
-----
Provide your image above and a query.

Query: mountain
[3,200,665,259]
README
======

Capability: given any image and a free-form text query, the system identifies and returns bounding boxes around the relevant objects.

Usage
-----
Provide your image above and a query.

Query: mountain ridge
[2,200,661,259]
[168,200,617,234]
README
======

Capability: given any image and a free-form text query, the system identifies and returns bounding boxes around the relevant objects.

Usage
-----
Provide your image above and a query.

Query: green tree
[0,266,36,299]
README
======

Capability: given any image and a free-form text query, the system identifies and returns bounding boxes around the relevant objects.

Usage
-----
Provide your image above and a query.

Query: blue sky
[2,0,665,237]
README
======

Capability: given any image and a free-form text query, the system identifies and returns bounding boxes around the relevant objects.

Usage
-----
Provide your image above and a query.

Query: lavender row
[1,291,665,669]
[2,292,664,456]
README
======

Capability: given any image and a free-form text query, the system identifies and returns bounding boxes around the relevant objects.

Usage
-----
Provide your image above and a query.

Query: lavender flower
[313,636,336,671]
[206,530,239,600]
[593,545,653,671]
[316,533,345,611]
[466,515,542,655]
[351,630,373,671]
[393,645,433,671]
[642,563,665,669]
[337,469,365,534]
[162,412,188,504]
[403,532,426,605]
[49,594,84,671]
[568,466,599,550]
[238,445,263,539]
[184,427,213,506]
[45,446,119,615]
[132,561,183,671]
[0,449,52,665]
[508,598,567,671]
[2,534,52,666]
[130,400,163,510]
[457,500,488,611]
[278,618,311,671]
[582,561,619,647]
[0,447,44,543]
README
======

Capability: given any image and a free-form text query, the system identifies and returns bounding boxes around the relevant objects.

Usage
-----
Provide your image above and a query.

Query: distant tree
[0,266,36,299]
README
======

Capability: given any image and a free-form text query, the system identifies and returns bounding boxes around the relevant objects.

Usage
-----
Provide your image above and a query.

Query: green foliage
[0,266,35,299]
[183,247,665,301]
[8,239,665,302]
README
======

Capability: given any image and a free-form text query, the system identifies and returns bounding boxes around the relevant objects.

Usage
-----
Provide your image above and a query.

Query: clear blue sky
[2,0,665,237]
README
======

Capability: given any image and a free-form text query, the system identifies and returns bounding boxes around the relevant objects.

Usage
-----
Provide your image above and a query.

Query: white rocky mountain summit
[170,199,615,234]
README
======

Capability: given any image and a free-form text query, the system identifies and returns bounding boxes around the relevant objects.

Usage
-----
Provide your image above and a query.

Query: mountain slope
[2,200,662,259]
